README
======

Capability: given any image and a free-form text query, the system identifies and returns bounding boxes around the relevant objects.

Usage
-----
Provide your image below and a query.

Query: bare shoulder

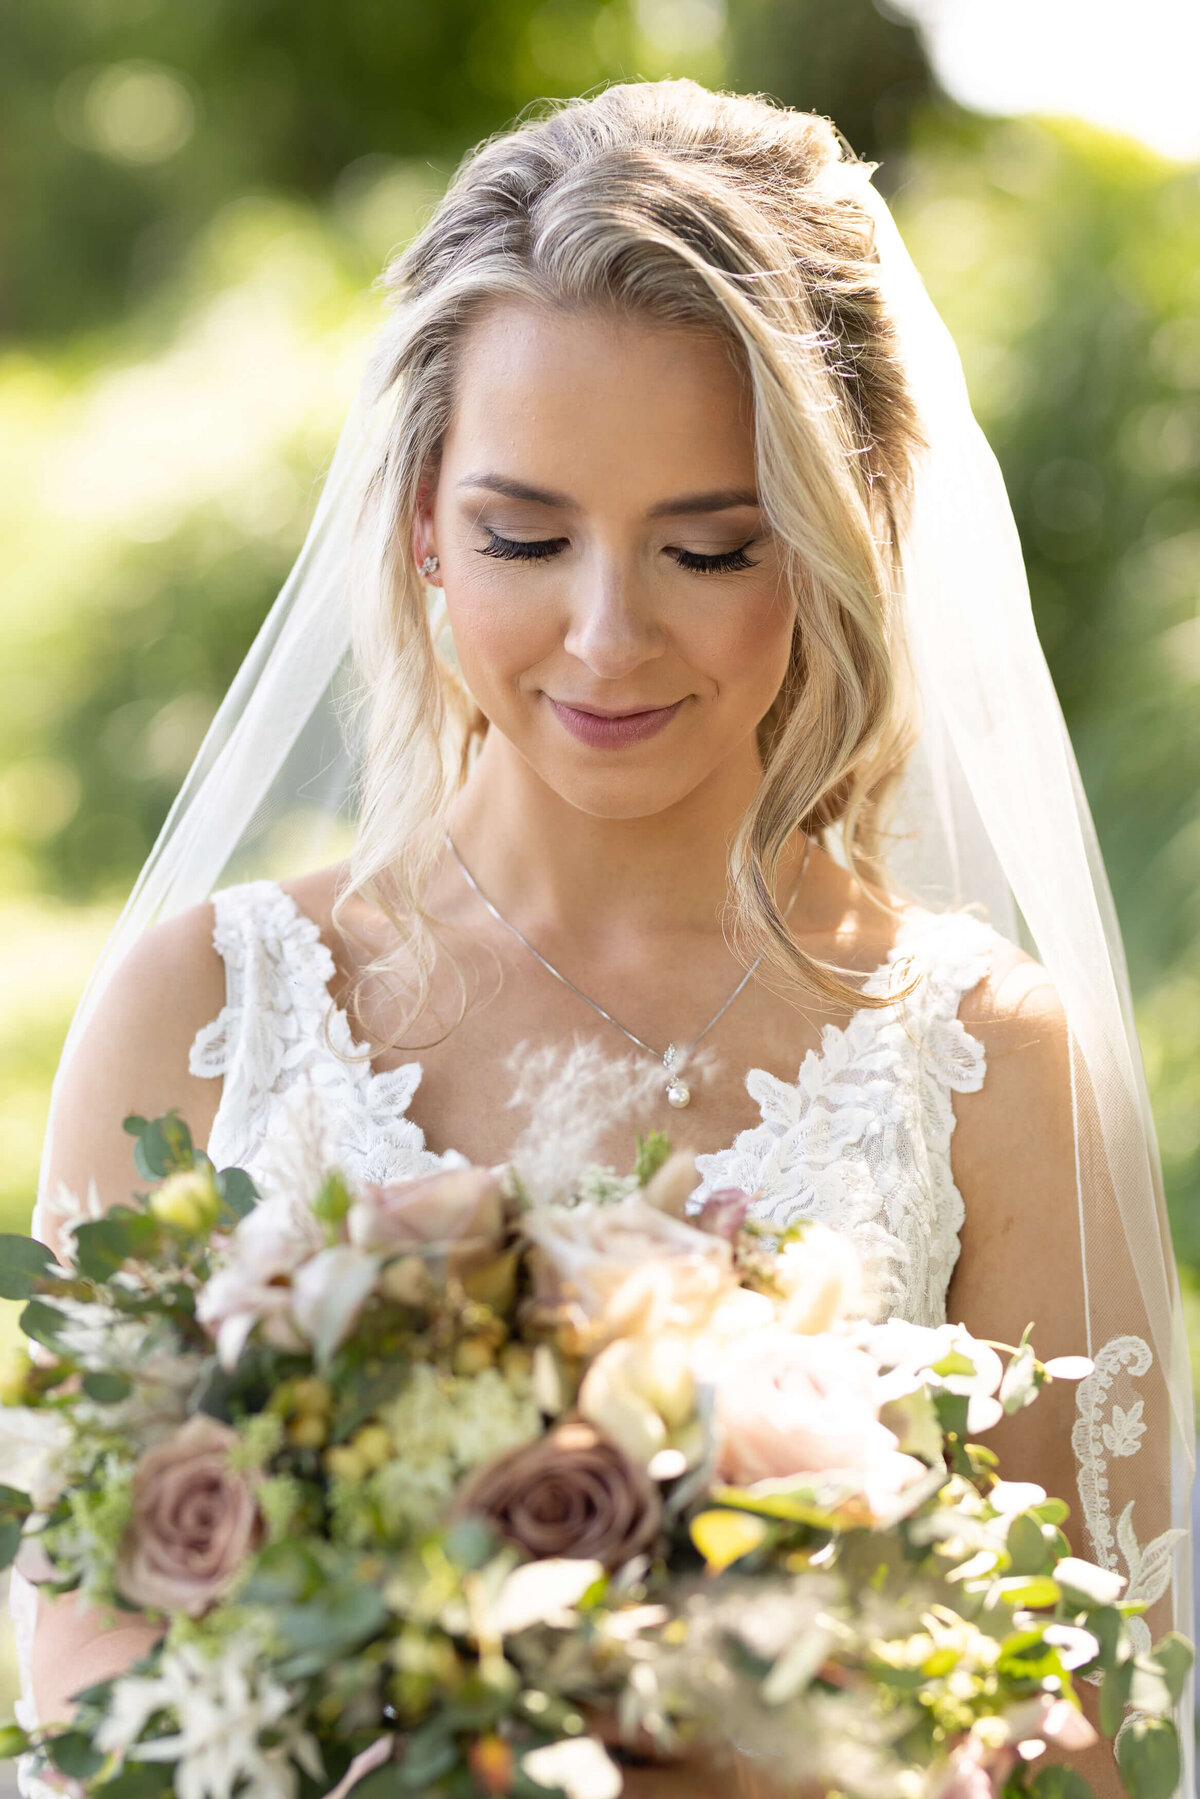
[949,924,1077,1278]
[40,899,228,1250]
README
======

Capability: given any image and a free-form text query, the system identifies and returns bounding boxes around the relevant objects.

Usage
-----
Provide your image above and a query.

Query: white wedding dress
[11,877,1175,1792]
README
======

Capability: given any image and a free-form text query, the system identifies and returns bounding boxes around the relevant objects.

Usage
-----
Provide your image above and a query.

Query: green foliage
[124,1109,194,1180]
[633,1128,673,1185]
[1118,1713,1183,1799]
[0,1234,58,1300]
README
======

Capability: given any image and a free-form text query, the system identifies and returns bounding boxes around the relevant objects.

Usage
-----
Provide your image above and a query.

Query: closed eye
[476,528,760,575]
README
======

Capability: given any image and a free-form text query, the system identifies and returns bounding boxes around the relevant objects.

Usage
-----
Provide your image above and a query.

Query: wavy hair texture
[330,76,929,1059]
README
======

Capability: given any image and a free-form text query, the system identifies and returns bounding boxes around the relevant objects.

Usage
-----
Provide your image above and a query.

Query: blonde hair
[332,76,928,1056]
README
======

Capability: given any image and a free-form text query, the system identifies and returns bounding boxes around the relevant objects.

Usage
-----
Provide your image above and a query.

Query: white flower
[522,1737,622,1799]
[197,1195,325,1369]
[41,1174,107,1261]
[0,1407,74,1509]
[99,1637,320,1799]
[290,1245,379,1367]
[773,1223,867,1334]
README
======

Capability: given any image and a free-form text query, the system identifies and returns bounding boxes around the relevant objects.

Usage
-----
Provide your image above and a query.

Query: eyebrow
[455,472,760,517]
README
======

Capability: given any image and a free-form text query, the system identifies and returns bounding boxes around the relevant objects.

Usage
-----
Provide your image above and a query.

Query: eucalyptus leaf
[1129,1654,1175,1718]
[132,1112,194,1181]
[1100,1655,1134,1739]
[216,1165,258,1218]
[81,1371,133,1405]
[93,1763,174,1798]
[341,1770,403,1798]
[73,1210,158,1282]
[1027,1767,1093,1798]
[46,1729,106,1778]
[0,1235,58,1301]
[396,1724,457,1791]
[0,1520,23,1572]
[1117,1714,1181,1799]
[18,1298,71,1352]
[994,1574,1060,1608]
[1144,1633,1194,1706]
[1005,1511,1053,1575]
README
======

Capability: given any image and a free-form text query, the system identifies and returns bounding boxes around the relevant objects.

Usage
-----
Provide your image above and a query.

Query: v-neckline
[267,878,929,1123]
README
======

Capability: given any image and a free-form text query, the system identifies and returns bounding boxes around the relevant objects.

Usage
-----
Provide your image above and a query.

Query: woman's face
[416,301,795,820]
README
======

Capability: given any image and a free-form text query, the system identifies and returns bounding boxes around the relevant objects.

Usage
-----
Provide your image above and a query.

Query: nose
[561,563,666,681]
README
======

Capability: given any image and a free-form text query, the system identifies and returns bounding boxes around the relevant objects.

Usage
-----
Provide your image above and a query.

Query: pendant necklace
[442,829,812,1110]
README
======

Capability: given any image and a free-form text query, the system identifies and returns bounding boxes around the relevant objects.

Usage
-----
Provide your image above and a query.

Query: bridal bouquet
[0,1082,1191,1799]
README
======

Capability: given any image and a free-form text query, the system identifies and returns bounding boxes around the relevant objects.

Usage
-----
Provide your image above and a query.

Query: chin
[533,765,716,821]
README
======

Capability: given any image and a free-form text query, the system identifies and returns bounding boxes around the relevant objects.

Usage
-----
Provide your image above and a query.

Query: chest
[324,915,901,1172]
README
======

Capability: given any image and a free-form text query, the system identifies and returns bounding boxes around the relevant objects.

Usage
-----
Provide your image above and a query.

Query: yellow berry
[351,1424,393,1471]
[149,1168,221,1234]
[287,1413,328,1450]
[290,1376,333,1416]
[324,1445,366,1484]
[453,1336,495,1376]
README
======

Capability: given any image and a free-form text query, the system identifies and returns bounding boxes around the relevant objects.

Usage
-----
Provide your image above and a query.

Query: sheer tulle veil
[19,114,1196,1788]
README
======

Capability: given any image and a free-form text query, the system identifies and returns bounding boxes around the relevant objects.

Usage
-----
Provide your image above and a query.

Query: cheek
[443,586,555,694]
[690,581,795,696]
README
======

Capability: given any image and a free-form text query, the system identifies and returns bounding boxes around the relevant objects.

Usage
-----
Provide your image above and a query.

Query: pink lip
[548,698,683,748]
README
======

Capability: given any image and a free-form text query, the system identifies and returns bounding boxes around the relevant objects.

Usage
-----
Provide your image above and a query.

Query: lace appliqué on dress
[188,880,466,1195]
[685,909,994,1330]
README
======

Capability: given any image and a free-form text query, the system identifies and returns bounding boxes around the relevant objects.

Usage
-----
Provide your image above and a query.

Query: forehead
[442,299,756,497]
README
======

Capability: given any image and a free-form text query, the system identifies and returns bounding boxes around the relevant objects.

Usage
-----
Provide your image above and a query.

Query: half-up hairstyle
[332,76,929,1056]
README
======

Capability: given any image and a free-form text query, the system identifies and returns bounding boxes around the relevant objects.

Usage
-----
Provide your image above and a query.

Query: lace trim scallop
[685,908,994,1330]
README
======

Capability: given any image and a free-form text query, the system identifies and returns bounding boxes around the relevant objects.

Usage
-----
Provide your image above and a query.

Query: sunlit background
[2,0,1199,1747]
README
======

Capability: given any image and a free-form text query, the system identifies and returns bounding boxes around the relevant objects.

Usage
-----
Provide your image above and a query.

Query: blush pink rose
[115,1414,263,1617]
[713,1330,925,1509]
[346,1166,504,1270]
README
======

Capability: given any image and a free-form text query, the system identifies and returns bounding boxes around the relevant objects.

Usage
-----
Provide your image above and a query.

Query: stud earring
[420,553,440,578]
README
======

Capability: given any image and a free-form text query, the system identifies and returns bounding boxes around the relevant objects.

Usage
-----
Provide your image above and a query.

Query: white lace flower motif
[1101,1399,1147,1457]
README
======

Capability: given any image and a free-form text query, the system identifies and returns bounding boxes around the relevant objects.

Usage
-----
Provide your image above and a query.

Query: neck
[444,725,794,949]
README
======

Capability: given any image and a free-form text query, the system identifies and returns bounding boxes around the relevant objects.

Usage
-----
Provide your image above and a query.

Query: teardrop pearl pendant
[663,1043,691,1109]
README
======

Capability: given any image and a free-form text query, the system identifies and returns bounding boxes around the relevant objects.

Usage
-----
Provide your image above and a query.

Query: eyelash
[477,528,759,575]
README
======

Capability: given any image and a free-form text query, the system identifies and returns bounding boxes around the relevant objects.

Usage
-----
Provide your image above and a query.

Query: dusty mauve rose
[713,1330,925,1513]
[115,1414,263,1617]
[346,1166,504,1271]
[693,1188,751,1242]
[453,1418,662,1570]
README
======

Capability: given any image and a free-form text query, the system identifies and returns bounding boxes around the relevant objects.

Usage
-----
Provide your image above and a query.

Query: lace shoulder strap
[884,907,998,1097]
[187,878,340,1158]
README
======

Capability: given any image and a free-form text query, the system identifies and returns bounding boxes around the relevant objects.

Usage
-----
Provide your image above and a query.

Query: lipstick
[548,699,683,748]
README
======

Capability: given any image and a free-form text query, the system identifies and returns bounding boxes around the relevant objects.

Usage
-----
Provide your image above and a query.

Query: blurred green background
[1,0,1198,1728]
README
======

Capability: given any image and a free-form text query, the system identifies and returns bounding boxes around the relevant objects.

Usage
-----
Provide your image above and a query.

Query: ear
[411,466,437,572]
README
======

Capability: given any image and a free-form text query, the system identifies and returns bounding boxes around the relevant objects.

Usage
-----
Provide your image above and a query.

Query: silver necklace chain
[442,828,812,1109]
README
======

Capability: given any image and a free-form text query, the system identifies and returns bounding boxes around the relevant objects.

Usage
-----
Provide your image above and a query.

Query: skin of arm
[25,901,225,1729]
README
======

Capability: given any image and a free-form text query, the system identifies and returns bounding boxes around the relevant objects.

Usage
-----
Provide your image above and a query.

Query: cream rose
[713,1330,926,1513]
[525,1195,735,1342]
[115,1414,263,1617]
[577,1334,699,1468]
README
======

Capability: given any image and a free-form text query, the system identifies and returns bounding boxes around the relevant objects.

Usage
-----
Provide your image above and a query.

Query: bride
[13,78,1193,1799]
